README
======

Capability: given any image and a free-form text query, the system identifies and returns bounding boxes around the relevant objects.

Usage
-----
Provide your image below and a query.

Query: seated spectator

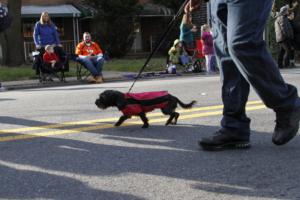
[75,32,105,83]
[43,45,63,72]
[168,39,182,65]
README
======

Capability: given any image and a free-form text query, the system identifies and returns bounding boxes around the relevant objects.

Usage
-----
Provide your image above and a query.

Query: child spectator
[167,39,183,74]
[201,24,216,73]
[43,45,63,71]
[168,39,182,64]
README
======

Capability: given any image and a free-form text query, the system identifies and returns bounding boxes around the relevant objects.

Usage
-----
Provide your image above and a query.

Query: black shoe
[198,130,250,151]
[273,106,300,145]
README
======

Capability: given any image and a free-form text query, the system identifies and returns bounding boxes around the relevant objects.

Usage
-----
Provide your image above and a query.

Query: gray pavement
[1,75,300,200]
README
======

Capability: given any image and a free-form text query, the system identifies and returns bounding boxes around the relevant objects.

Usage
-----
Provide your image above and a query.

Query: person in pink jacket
[201,24,216,73]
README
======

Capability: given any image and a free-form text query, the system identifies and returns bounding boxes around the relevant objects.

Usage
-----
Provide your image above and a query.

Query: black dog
[95,90,196,128]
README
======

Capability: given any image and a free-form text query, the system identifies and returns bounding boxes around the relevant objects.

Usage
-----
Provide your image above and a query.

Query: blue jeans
[211,0,300,138]
[77,56,104,76]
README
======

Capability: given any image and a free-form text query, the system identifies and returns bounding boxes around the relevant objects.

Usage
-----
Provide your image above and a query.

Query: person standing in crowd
[287,0,299,67]
[33,12,68,73]
[275,5,295,68]
[201,24,216,74]
[75,32,105,84]
[197,0,300,151]
[179,11,197,55]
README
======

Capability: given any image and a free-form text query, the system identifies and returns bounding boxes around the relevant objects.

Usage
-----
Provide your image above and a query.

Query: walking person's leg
[225,0,300,145]
[199,0,251,151]
[290,48,296,68]
[204,55,209,73]
[199,0,300,150]
[281,41,293,68]
[277,43,285,68]
[225,0,299,112]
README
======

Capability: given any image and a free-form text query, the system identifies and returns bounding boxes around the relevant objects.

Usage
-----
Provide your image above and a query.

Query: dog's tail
[177,98,196,109]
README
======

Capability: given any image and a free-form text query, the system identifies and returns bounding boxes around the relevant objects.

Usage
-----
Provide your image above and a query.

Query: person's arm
[184,0,202,13]
[93,42,103,56]
[33,22,41,48]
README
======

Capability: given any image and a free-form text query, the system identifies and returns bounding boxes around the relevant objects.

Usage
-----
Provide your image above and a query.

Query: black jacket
[275,13,294,43]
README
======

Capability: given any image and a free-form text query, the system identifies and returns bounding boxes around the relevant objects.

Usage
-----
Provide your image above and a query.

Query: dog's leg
[115,115,130,127]
[166,113,176,126]
[161,107,177,126]
[139,113,149,128]
[173,112,180,125]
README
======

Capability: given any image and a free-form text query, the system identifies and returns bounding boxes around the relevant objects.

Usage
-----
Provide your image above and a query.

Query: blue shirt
[180,23,194,44]
[33,22,60,46]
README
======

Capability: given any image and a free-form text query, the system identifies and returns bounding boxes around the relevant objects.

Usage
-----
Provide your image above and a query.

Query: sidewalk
[0,71,131,91]
[2,67,300,91]
[0,70,197,91]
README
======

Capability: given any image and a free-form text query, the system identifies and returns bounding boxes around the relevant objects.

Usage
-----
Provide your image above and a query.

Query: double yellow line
[0,101,266,142]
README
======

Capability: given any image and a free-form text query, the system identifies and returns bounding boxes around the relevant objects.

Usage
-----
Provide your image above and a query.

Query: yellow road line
[0,104,266,142]
[0,101,263,134]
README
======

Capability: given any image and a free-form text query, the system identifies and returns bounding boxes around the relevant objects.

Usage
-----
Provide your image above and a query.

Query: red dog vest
[121,91,169,116]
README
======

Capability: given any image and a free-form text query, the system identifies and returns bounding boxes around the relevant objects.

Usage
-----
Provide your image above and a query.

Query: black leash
[128,0,190,93]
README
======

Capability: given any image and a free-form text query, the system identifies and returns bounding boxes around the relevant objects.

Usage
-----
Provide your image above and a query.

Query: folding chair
[32,50,66,83]
[69,54,92,81]
[76,60,92,81]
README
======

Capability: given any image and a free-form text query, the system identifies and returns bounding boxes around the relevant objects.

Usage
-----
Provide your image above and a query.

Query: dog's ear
[99,94,106,102]
[116,95,126,109]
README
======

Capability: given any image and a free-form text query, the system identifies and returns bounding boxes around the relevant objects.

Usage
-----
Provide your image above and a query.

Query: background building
[1,0,208,61]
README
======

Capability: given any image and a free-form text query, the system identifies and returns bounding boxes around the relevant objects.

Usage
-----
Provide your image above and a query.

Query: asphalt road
[1,71,300,200]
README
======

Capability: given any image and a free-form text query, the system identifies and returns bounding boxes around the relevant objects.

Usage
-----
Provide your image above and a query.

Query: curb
[1,76,125,91]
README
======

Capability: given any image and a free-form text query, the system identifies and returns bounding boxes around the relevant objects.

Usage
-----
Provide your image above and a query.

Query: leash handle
[128,0,191,93]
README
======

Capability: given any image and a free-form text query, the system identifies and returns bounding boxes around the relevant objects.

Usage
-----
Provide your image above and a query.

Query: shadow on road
[0,123,300,199]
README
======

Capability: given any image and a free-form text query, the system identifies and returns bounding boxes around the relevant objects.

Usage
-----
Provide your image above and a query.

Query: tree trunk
[5,0,23,66]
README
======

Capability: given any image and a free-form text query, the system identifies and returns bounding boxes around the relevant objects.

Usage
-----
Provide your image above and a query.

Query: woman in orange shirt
[75,32,105,83]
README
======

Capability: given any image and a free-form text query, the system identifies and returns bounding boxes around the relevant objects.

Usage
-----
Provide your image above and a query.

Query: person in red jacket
[43,45,63,71]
